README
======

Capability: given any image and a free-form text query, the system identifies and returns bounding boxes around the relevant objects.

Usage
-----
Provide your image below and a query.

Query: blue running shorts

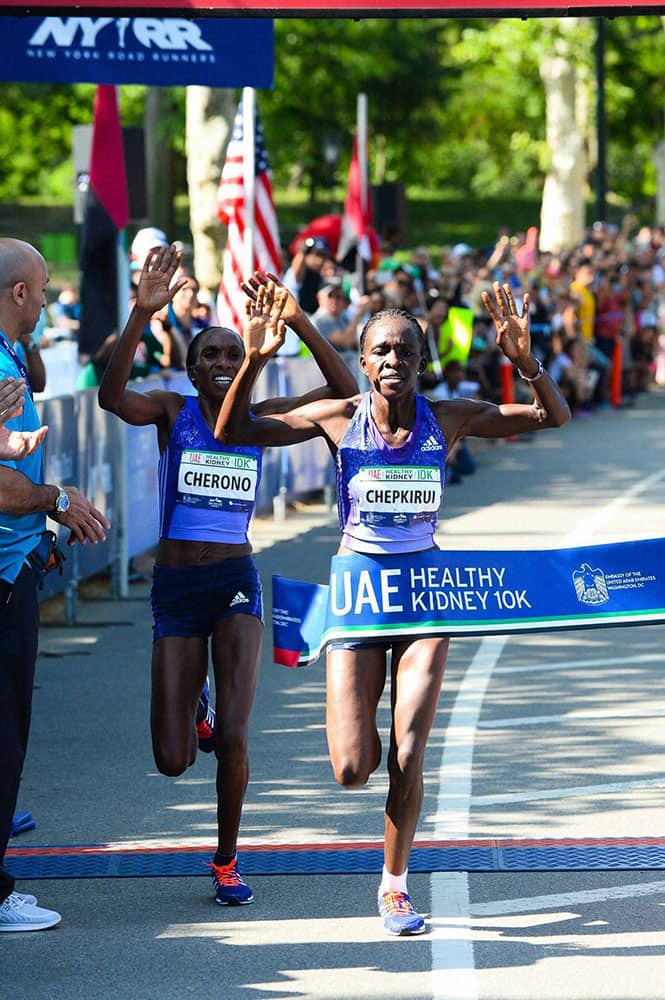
[151,555,264,641]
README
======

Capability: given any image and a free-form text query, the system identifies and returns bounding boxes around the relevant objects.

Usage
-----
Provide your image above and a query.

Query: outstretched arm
[98,245,188,426]
[438,282,571,447]
[245,272,358,415]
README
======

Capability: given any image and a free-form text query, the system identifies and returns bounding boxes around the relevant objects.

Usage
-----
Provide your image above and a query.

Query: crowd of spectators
[283,220,665,420]
[273,218,665,484]
[31,220,665,445]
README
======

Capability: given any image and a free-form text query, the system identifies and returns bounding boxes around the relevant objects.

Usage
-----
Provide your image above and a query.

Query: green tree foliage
[261,17,453,194]
[0,16,663,210]
[259,14,665,205]
[0,82,147,201]
[602,15,665,200]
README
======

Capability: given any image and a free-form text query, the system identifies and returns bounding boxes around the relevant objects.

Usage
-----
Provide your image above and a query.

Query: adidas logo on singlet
[421,435,443,451]
[230,591,250,607]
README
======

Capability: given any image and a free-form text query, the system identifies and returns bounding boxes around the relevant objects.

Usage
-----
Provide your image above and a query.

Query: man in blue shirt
[0,238,110,932]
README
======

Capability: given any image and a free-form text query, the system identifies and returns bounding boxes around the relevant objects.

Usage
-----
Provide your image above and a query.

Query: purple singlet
[158,396,262,545]
[336,392,447,554]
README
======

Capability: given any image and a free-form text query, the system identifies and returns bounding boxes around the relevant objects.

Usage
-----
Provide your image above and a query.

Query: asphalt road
[4,387,665,1000]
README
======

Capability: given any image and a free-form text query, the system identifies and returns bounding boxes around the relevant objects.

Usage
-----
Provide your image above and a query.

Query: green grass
[0,189,574,294]
[270,189,546,252]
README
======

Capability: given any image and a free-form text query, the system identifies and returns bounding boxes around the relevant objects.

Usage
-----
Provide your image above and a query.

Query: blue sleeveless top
[158,395,262,545]
[336,392,447,554]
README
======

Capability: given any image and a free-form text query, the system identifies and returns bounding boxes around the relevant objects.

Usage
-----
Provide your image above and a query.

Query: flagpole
[242,87,256,278]
[116,231,130,334]
[357,93,368,223]
[355,92,368,295]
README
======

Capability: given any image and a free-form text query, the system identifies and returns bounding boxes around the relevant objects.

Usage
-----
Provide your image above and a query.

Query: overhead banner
[0,16,274,86]
[0,0,662,14]
[273,538,665,667]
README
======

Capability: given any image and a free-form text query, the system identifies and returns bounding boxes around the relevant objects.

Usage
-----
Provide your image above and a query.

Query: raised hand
[481,281,532,366]
[244,279,288,358]
[242,270,301,326]
[136,245,189,314]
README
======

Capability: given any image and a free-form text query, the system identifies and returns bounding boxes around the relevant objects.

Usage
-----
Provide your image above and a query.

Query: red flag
[217,99,281,332]
[78,85,128,358]
[337,133,372,266]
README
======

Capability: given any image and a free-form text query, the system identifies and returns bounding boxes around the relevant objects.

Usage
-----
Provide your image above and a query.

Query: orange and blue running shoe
[378,889,425,935]
[210,856,254,906]
[196,679,216,753]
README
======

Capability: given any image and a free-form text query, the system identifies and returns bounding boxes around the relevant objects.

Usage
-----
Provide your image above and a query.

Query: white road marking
[562,467,665,547]
[477,703,665,728]
[429,463,665,998]
[468,880,665,917]
[493,652,664,675]
[439,775,665,807]
[431,638,505,1000]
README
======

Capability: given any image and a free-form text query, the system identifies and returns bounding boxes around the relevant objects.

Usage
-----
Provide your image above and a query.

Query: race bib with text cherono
[177,449,259,512]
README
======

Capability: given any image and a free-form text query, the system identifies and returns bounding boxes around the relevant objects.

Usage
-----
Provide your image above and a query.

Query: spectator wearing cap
[128,228,186,374]
[130,227,169,288]
[309,281,354,351]
[282,236,333,315]
[308,279,362,380]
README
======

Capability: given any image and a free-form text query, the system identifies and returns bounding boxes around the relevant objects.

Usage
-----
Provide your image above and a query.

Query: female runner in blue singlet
[98,246,357,906]
[215,278,571,934]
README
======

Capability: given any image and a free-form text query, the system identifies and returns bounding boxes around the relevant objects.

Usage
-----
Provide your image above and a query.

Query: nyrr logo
[28,17,214,53]
[572,562,610,607]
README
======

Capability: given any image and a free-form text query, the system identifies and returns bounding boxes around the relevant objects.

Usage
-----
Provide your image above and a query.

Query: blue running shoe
[378,890,425,936]
[210,857,254,906]
[196,679,216,753]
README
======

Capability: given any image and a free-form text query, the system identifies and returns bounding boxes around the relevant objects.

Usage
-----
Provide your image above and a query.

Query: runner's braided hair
[359,308,426,357]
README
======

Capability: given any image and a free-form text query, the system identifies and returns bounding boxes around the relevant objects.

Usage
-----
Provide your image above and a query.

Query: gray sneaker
[14,891,37,905]
[0,892,61,931]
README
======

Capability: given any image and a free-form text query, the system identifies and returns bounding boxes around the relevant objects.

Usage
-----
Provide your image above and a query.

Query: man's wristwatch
[54,486,70,514]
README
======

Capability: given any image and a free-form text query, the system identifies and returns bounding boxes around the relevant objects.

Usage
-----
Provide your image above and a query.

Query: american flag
[217,98,281,332]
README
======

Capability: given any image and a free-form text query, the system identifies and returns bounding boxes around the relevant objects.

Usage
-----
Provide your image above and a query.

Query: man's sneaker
[378,890,425,936]
[196,678,216,753]
[0,892,61,932]
[210,857,254,906]
[14,891,37,905]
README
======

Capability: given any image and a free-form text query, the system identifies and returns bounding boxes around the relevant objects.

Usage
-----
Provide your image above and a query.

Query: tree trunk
[186,86,236,303]
[539,48,586,253]
[657,18,665,226]
[144,87,175,238]
[654,140,665,226]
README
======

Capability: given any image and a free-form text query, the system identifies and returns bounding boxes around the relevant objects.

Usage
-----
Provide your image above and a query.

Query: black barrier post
[595,17,607,224]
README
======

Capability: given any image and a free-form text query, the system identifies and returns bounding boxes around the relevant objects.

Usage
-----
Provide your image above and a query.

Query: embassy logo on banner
[0,16,274,87]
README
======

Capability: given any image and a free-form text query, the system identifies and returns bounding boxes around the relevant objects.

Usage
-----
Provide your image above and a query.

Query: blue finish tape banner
[0,16,274,87]
[273,538,665,667]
